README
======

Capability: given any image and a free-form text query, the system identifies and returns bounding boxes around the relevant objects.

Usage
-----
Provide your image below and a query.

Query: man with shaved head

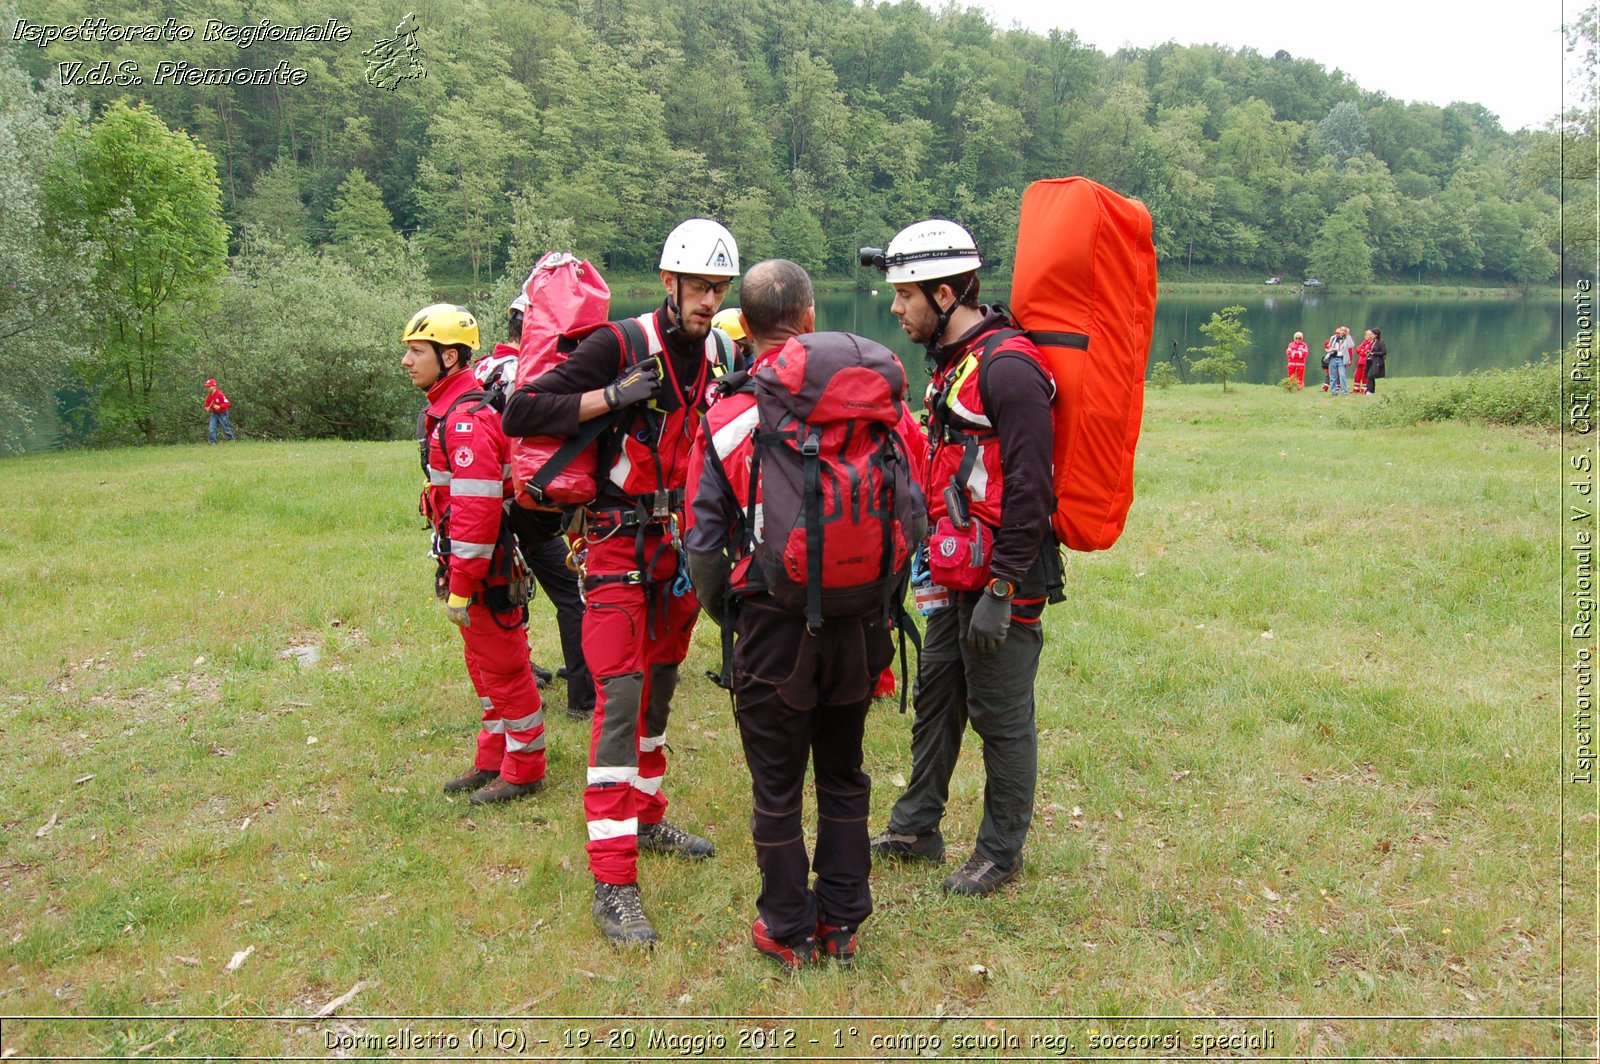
[731,257,816,355]
[685,259,925,969]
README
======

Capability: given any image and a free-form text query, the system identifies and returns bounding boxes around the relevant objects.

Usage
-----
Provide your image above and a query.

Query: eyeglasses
[678,276,734,299]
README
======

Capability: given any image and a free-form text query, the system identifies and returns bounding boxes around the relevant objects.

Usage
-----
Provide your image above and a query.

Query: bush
[1345,355,1563,430]
[1150,362,1180,389]
[184,237,433,442]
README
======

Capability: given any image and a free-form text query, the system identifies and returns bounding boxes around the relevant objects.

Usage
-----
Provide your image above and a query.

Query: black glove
[687,551,732,627]
[965,587,1012,653]
[603,360,661,410]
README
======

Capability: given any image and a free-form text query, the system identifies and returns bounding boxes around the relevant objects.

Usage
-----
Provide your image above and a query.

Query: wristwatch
[985,577,1015,599]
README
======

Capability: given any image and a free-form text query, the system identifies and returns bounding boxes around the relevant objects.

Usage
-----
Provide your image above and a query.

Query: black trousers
[733,598,893,943]
[885,589,1044,870]
[522,533,594,713]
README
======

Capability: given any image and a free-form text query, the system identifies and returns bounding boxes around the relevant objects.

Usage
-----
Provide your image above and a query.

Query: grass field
[0,378,1591,1060]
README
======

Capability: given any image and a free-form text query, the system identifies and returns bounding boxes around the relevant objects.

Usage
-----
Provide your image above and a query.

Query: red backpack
[509,252,611,510]
[1009,177,1157,551]
[743,332,921,630]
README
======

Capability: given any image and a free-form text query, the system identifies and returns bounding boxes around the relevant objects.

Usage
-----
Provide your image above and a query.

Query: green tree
[327,169,402,259]
[1316,100,1369,162]
[416,79,533,286]
[1186,305,1251,392]
[0,52,94,453]
[1307,195,1374,287]
[48,101,228,445]
[239,157,308,248]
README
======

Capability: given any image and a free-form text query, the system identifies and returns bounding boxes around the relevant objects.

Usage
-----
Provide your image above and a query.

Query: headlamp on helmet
[862,219,983,284]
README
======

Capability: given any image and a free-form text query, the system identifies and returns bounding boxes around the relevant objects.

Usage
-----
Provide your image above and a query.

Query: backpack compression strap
[802,426,824,634]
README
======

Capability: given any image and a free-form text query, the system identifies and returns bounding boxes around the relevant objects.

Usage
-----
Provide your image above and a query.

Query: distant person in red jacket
[1352,329,1379,395]
[1284,333,1308,389]
[203,379,235,443]
[403,303,547,807]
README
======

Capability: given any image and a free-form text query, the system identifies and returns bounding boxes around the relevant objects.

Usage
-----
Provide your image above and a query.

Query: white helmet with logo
[883,219,982,284]
[659,218,740,278]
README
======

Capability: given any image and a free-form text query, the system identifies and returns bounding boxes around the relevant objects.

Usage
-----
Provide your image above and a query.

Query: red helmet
[205,378,217,387]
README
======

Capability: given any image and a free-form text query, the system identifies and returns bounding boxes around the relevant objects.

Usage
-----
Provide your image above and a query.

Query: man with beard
[501,219,739,947]
[866,219,1060,896]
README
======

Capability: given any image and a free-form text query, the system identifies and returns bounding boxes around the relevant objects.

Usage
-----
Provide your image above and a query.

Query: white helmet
[659,218,740,278]
[509,291,529,314]
[473,352,518,389]
[882,219,982,284]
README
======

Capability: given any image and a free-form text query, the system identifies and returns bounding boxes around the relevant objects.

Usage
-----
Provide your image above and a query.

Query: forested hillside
[2,0,1586,448]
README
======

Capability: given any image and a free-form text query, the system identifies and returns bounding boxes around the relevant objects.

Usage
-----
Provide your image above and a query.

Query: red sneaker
[752,917,815,970]
[815,918,857,966]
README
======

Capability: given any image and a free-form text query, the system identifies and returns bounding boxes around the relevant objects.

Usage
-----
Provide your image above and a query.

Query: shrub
[1345,355,1563,430]
[1150,362,1180,389]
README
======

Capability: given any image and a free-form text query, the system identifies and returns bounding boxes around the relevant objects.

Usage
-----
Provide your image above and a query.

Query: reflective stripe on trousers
[461,599,546,784]
[580,533,699,885]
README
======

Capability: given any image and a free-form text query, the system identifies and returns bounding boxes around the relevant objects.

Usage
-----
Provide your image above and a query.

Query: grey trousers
[884,590,1043,869]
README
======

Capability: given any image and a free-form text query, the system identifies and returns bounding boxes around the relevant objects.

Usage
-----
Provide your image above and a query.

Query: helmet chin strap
[920,275,976,364]
[664,276,684,339]
[433,343,466,383]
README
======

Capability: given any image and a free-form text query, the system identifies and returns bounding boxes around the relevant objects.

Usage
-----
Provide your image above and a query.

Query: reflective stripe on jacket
[420,369,514,598]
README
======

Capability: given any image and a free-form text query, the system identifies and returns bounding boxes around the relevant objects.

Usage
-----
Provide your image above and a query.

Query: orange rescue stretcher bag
[510,252,612,511]
[1009,176,1157,552]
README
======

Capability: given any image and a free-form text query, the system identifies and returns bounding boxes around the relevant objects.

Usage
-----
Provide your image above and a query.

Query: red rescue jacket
[600,311,717,507]
[925,319,1053,531]
[204,387,230,413]
[1285,340,1309,367]
[420,369,514,598]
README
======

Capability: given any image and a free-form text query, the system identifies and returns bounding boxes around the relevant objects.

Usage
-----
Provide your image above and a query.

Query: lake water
[614,289,1566,389]
[19,288,1562,452]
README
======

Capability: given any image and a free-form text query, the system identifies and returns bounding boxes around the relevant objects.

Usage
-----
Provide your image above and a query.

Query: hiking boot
[565,701,595,723]
[638,818,715,859]
[752,917,816,970]
[942,852,1023,896]
[815,917,858,966]
[593,881,657,948]
[442,767,497,794]
[468,777,544,805]
[869,828,945,862]
[532,663,554,688]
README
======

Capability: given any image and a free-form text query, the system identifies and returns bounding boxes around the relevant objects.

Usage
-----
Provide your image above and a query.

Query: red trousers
[1287,359,1306,387]
[580,530,699,885]
[462,600,545,785]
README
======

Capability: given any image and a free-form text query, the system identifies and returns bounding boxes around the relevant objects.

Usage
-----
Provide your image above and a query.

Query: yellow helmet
[711,307,746,342]
[402,304,480,351]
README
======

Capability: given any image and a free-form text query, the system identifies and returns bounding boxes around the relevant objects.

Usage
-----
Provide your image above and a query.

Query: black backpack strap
[522,412,619,503]
[416,404,431,481]
[592,317,660,481]
[802,425,824,634]
[973,328,1025,419]
[434,388,487,475]
[988,300,1088,356]
[895,602,922,715]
